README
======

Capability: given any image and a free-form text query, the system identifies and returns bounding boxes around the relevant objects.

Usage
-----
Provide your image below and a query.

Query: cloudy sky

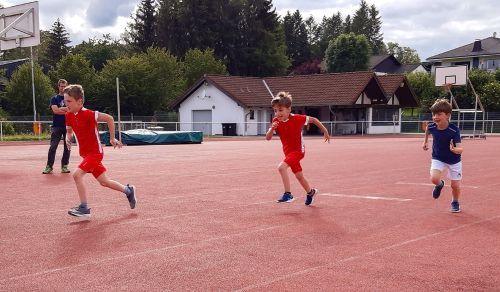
[2,0,499,60]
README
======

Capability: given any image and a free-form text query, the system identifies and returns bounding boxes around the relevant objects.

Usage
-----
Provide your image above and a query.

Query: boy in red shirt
[266,91,330,205]
[64,84,136,218]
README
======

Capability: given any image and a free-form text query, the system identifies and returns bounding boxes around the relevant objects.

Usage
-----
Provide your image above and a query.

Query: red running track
[0,136,499,290]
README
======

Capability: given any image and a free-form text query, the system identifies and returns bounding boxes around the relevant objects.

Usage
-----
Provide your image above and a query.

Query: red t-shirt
[272,114,309,155]
[66,108,103,157]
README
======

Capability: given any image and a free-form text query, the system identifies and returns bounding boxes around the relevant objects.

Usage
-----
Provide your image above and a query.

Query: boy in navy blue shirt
[423,99,463,213]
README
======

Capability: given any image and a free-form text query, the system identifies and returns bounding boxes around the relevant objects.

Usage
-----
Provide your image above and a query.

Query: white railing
[2,120,500,140]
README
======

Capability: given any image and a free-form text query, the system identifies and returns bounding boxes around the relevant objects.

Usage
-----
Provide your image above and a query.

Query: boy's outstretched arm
[308,117,330,143]
[65,126,73,150]
[97,112,122,148]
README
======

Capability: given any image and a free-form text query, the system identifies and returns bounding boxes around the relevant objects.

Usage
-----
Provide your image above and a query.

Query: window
[486,59,498,70]
[372,108,399,126]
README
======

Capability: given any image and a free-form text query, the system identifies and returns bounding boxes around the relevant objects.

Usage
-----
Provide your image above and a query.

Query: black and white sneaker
[305,188,317,206]
[68,205,91,219]
[126,184,137,209]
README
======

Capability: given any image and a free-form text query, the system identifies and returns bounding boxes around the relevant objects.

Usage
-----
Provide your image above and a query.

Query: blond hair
[271,91,292,107]
[430,98,452,114]
[63,84,85,102]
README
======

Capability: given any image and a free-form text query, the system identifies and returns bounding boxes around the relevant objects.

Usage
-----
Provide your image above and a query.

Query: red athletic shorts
[79,154,106,178]
[284,151,305,173]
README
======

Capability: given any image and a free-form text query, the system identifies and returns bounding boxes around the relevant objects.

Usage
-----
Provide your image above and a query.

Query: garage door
[192,110,212,135]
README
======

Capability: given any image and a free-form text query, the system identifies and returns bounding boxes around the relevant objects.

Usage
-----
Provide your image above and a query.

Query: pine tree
[156,0,185,56]
[41,19,70,69]
[351,0,370,37]
[126,0,157,52]
[316,12,344,60]
[283,10,311,69]
[368,4,384,55]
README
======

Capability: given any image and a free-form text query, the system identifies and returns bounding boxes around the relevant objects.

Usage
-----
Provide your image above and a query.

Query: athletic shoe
[68,205,91,218]
[451,201,461,213]
[42,166,53,174]
[277,192,294,203]
[126,184,137,209]
[432,180,445,199]
[61,165,70,173]
[305,188,317,206]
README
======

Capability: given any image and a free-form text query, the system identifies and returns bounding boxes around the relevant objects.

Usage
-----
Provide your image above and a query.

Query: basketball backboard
[434,65,468,86]
[0,1,40,50]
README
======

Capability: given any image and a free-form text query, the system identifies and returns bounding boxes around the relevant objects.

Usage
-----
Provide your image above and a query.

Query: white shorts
[430,159,462,181]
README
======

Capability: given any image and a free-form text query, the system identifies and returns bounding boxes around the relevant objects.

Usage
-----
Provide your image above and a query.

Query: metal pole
[116,77,122,143]
[30,46,38,140]
[1,121,3,141]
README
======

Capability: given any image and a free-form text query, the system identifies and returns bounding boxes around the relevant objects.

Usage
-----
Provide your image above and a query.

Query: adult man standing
[43,79,71,174]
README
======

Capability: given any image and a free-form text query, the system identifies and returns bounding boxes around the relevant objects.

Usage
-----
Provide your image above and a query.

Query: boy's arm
[97,112,122,148]
[265,121,278,140]
[450,140,463,154]
[422,121,429,151]
[65,126,73,150]
[308,116,330,143]
[51,105,68,115]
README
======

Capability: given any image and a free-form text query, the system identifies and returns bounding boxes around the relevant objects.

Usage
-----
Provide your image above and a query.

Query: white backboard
[0,1,40,50]
[435,65,468,86]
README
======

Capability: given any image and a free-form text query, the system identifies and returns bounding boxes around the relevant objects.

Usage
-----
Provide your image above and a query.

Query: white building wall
[366,107,402,134]
[178,84,245,135]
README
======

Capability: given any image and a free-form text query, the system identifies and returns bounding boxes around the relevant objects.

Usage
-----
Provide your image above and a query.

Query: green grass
[1,133,50,141]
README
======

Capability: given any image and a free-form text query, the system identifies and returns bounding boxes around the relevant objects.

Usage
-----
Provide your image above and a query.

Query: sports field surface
[1,136,499,290]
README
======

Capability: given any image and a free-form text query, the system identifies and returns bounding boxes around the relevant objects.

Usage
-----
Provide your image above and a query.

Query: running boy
[266,91,330,205]
[423,98,463,213]
[64,84,136,218]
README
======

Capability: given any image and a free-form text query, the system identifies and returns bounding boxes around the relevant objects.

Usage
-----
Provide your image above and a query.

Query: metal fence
[2,119,500,141]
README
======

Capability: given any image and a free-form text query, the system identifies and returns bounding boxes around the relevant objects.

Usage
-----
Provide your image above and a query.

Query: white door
[257,110,265,135]
[192,110,212,135]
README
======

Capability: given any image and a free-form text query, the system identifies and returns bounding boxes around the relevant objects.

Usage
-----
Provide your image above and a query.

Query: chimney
[472,39,482,52]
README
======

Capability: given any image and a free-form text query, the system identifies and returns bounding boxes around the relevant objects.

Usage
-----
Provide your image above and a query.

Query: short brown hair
[58,79,68,86]
[271,91,292,107]
[430,98,452,114]
[63,84,85,101]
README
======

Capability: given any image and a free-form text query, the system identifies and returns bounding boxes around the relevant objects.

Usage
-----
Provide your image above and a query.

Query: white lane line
[395,182,479,189]
[320,193,412,202]
[0,223,293,283]
[234,214,500,292]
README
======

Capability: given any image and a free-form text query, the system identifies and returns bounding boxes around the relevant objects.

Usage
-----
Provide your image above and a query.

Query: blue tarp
[99,129,203,145]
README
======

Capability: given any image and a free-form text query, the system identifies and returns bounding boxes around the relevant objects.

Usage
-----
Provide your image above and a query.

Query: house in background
[172,72,419,136]
[426,35,500,72]
[369,54,427,74]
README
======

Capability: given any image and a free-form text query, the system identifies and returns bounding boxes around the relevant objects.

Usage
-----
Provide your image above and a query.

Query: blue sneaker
[305,188,317,206]
[126,184,137,209]
[451,201,461,213]
[277,192,294,203]
[68,205,91,218]
[432,180,445,199]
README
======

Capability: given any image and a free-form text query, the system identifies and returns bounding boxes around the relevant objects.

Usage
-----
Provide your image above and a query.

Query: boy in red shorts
[64,84,136,218]
[266,91,330,205]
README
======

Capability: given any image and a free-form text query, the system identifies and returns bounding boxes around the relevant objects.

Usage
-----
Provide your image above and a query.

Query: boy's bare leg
[450,180,461,201]
[278,162,291,193]
[72,168,89,204]
[294,171,311,193]
[430,169,442,185]
[95,172,127,193]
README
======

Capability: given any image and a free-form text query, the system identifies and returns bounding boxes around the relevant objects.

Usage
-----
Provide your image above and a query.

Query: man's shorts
[79,154,106,178]
[430,159,462,181]
[284,151,305,173]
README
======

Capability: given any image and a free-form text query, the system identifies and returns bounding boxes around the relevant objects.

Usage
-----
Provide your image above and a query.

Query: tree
[386,42,420,64]
[73,35,128,71]
[407,72,445,111]
[125,0,157,53]
[351,0,370,37]
[183,48,227,86]
[368,4,384,54]
[291,59,322,75]
[4,63,53,116]
[48,54,98,100]
[324,33,370,73]
[41,19,71,69]
[315,13,344,60]
[282,10,311,69]
[95,48,184,115]
[482,82,500,111]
